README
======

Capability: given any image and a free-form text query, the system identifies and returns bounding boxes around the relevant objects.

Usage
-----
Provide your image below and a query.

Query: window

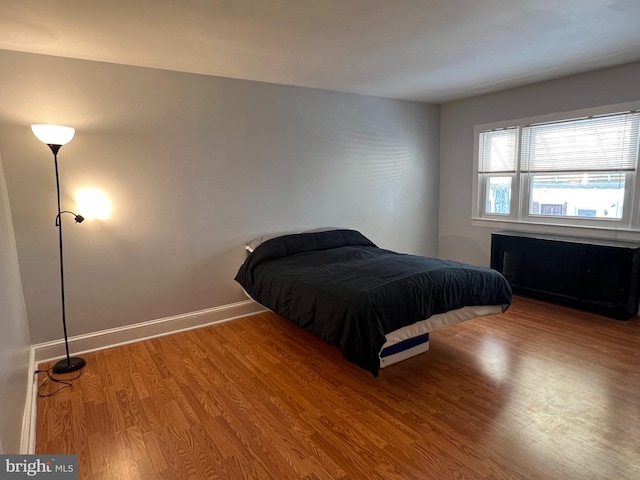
[478,128,517,216]
[474,105,640,230]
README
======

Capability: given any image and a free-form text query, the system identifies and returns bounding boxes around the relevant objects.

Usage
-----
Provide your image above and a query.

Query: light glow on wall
[75,188,112,220]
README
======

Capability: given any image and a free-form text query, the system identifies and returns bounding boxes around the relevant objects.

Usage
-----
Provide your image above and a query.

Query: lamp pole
[51,146,85,373]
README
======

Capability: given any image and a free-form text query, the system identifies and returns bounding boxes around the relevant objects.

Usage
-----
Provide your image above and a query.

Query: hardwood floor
[36,296,640,479]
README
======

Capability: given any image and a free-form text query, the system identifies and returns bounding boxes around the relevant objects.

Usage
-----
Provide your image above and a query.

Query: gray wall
[439,61,640,266]
[0,49,440,345]
[0,153,31,454]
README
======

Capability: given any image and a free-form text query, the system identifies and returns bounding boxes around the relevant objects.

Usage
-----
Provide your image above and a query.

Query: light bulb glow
[75,188,112,220]
[31,124,75,146]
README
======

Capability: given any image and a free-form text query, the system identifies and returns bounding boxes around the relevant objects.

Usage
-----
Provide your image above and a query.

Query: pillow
[245,232,295,253]
[245,235,270,253]
[244,227,343,253]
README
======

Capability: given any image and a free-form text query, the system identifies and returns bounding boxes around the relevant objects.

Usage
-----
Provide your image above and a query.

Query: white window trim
[472,101,640,241]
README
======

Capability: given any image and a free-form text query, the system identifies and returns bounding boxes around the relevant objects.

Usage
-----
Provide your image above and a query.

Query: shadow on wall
[67,239,253,337]
[190,242,256,308]
[439,234,492,266]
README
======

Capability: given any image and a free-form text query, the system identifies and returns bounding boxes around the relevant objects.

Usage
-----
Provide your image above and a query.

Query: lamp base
[52,356,86,374]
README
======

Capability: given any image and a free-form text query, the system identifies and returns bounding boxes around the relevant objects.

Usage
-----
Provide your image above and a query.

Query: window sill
[471,217,640,243]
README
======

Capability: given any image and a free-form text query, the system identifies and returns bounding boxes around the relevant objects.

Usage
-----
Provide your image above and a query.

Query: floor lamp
[31,124,87,374]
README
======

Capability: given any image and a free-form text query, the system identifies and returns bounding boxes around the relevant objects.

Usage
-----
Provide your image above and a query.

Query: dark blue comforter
[235,229,512,376]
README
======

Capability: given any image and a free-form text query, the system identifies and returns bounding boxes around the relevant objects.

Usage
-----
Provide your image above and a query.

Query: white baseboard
[20,347,37,454]
[24,300,265,453]
[32,300,265,365]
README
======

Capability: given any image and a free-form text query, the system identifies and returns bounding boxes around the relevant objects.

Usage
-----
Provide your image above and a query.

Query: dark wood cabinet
[491,230,640,319]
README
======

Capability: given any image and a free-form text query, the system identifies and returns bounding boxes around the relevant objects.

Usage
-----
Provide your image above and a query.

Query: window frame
[472,101,640,232]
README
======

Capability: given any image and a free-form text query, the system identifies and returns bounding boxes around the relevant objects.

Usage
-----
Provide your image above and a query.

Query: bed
[235,229,512,376]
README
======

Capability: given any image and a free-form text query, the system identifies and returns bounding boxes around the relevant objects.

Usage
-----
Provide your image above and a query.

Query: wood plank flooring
[36,296,640,479]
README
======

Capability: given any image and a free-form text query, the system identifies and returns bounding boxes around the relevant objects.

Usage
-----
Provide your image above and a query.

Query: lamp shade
[31,124,75,146]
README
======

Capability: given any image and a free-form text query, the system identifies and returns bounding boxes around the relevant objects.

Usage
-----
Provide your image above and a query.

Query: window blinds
[521,112,640,173]
[478,128,518,173]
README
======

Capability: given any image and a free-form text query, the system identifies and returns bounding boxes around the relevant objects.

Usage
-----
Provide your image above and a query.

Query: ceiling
[2,0,640,103]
